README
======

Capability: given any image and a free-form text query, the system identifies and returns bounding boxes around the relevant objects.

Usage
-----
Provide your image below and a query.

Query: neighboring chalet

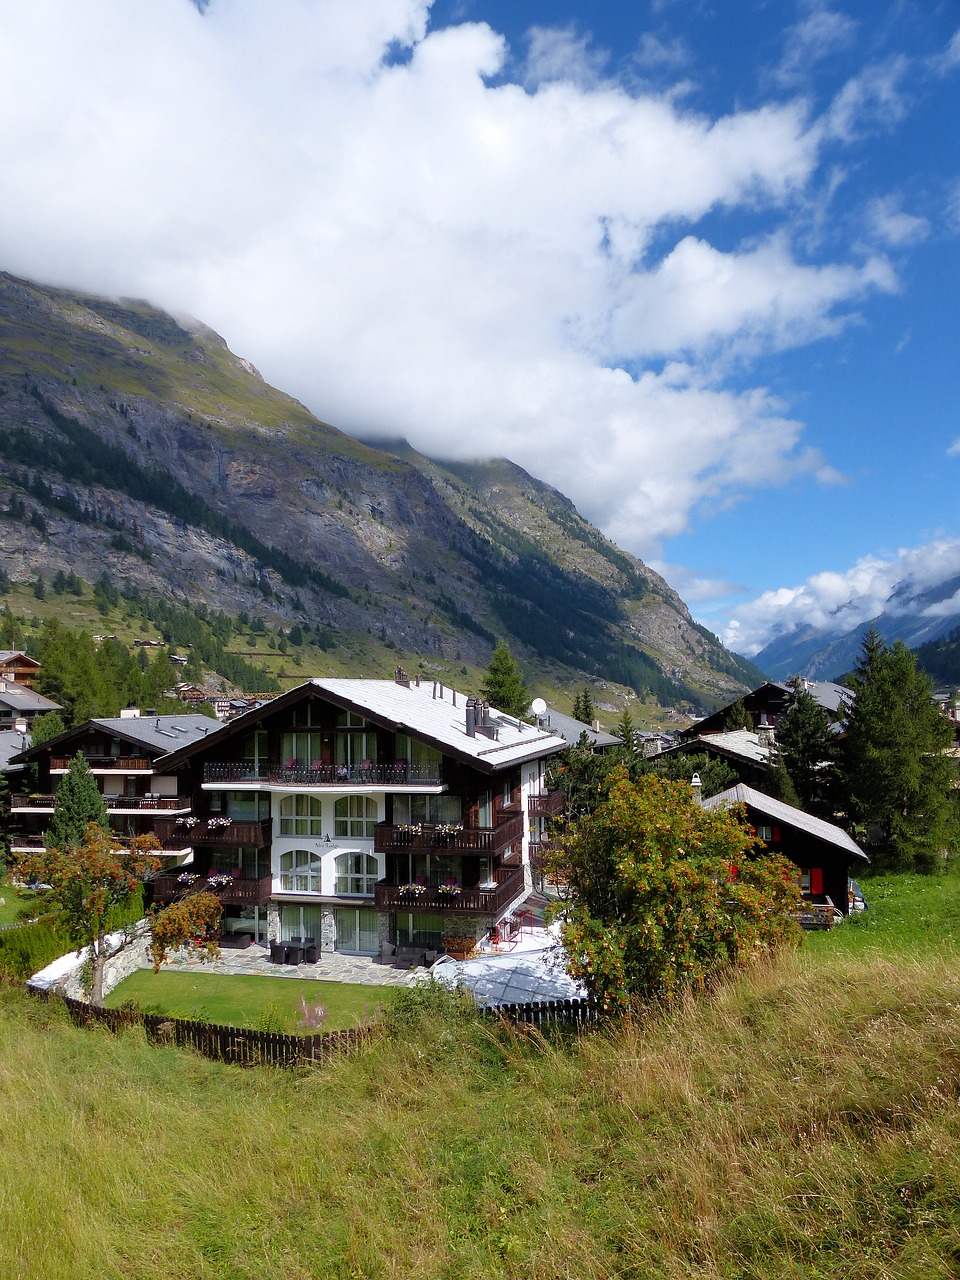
[702,783,869,919]
[9,710,218,857]
[136,674,566,956]
[685,680,851,740]
[659,726,776,790]
[0,650,41,687]
[0,679,63,730]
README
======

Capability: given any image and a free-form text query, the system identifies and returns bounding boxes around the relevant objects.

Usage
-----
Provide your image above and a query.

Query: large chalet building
[13,674,566,957]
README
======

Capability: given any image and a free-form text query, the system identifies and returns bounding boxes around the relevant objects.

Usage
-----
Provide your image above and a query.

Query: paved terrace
[149,944,425,987]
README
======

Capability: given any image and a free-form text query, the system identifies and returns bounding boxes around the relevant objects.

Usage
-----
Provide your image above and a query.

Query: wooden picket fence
[28,985,374,1069]
[485,995,601,1029]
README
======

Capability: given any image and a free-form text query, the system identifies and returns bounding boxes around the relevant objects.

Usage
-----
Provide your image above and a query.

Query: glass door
[334,907,378,954]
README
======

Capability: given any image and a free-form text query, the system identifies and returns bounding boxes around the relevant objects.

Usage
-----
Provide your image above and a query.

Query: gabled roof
[670,729,773,766]
[0,650,40,667]
[156,678,568,774]
[532,707,620,749]
[701,783,869,862]
[12,713,218,764]
[0,728,30,771]
[0,685,62,713]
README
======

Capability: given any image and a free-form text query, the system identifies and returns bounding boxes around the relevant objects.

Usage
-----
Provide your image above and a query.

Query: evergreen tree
[775,678,835,814]
[45,753,109,852]
[838,630,957,871]
[722,697,752,732]
[755,744,801,809]
[480,641,529,717]
[614,707,638,765]
[573,688,595,724]
[28,711,66,748]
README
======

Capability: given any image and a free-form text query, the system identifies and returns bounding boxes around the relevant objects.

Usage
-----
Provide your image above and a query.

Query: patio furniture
[303,943,318,963]
[379,940,397,965]
[269,941,289,964]
[396,944,427,968]
[220,932,252,950]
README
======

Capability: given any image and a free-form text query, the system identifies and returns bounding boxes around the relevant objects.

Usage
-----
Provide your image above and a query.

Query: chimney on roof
[757,714,775,750]
[13,717,27,734]
[395,665,410,686]
[120,706,141,719]
[593,719,600,732]
[465,698,477,738]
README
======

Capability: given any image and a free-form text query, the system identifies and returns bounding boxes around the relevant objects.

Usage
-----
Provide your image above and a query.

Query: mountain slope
[0,271,758,712]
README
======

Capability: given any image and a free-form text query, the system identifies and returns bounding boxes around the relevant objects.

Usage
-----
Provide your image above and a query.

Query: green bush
[0,918,72,979]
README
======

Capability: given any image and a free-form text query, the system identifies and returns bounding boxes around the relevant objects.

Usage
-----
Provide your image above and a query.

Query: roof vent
[395,666,410,687]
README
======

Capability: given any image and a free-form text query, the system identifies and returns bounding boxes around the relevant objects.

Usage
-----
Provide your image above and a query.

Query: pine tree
[722,697,752,732]
[480,641,530,717]
[775,678,834,814]
[45,753,109,852]
[28,711,66,748]
[614,708,638,767]
[573,687,595,724]
[838,630,957,871]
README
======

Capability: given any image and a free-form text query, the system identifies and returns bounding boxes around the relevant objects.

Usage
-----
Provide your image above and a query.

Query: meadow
[1,873,958,1279]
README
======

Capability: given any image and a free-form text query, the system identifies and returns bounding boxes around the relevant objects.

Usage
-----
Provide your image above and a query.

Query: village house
[701,782,869,920]
[685,679,852,739]
[9,709,219,857]
[144,672,567,959]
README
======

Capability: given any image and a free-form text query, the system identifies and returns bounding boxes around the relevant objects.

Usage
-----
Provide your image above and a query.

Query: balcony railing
[150,873,273,907]
[374,866,526,915]
[106,796,189,812]
[153,819,271,847]
[374,812,524,858]
[528,790,563,818]
[203,761,443,787]
[9,834,47,852]
[51,756,151,772]
[11,794,56,810]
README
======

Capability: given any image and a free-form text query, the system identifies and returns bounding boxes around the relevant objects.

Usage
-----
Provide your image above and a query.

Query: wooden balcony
[51,756,151,772]
[374,812,524,858]
[528,790,563,818]
[106,796,190,813]
[11,794,56,811]
[153,819,271,847]
[203,761,443,787]
[374,866,525,916]
[150,873,273,907]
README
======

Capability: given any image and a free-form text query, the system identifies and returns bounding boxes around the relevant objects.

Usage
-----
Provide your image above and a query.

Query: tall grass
[2,932,960,1278]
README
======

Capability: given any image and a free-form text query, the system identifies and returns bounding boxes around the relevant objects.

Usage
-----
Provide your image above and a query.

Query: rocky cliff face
[0,271,759,709]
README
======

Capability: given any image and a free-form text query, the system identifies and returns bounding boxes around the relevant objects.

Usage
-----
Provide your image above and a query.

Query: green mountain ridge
[0,270,761,715]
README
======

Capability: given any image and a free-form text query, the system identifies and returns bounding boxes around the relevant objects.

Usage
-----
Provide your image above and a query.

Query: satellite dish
[531,698,547,715]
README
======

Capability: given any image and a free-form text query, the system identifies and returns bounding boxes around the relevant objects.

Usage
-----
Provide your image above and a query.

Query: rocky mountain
[0,270,761,712]
[754,579,960,681]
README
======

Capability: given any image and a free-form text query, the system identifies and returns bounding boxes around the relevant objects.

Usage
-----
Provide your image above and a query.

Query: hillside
[0,271,760,717]
[3,873,960,1279]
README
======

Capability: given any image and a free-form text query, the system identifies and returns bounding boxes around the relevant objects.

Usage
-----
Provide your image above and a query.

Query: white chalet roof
[686,729,773,765]
[702,783,869,862]
[309,678,567,769]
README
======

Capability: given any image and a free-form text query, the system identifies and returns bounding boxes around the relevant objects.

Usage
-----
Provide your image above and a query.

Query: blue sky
[1,1,958,655]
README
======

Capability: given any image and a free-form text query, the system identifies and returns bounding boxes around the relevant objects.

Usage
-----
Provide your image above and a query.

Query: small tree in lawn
[45,752,108,851]
[546,772,801,1013]
[480,640,530,717]
[17,825,160,1007]
[148,892,223,975]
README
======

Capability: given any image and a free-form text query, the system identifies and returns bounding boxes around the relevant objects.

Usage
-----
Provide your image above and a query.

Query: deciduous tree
[547,772,801,1012]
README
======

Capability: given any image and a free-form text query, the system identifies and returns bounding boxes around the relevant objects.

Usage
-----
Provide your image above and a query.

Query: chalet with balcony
[0,680,62,730]
[9,709,218,856]
[0,650,41,688]
[153,673,567,956]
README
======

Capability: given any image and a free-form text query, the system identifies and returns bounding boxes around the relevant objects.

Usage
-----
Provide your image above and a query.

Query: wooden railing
[203,761,443,786]
[528,790,563,818]
[150,873,273,907]
[51,756,151,771]
[106,796,188,812]
[153,819,271,847]
[374,812,524,858]
[11,794,56,809]
[374,866,525,915]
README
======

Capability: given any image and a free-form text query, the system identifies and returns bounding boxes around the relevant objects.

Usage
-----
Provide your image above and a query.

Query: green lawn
[803,870,960,959]
[0,883,42,928]
[104,969,392,1033]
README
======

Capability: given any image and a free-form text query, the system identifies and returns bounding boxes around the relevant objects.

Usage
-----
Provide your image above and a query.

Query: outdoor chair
[379,940,397,965]
[269,941,288,964]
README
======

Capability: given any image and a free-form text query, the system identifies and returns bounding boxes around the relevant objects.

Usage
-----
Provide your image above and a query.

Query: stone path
[146,944,425,987]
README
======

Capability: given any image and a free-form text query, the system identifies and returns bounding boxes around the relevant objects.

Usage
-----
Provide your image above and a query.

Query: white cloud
[722,539,960,654]
[824,57,911,141]
[776,5,858,88]
[863,195,929,247]
[0,0,904,557]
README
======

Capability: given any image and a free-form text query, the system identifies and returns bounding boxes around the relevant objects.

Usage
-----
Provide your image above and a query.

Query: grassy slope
[2,890,959,1279]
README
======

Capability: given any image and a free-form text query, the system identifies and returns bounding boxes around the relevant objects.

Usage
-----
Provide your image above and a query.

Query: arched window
[335,852,379,895]
[279,794,323,836]
[335,795,378,837]
[279,848,322,893]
